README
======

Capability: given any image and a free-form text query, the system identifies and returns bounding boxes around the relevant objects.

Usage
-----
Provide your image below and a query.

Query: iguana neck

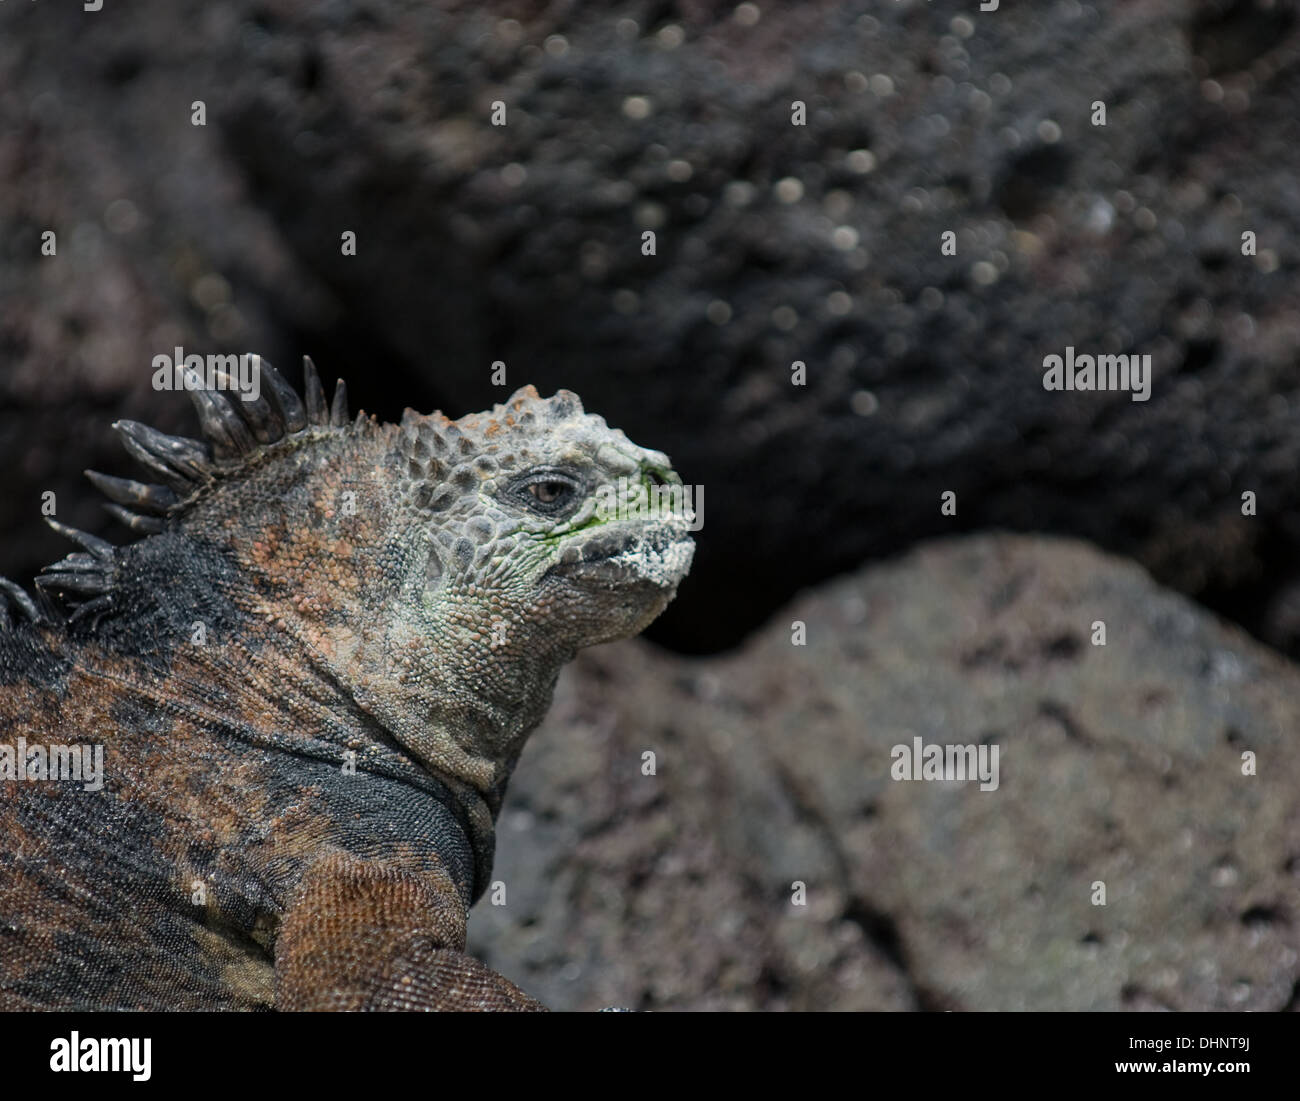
[156,428,573,803]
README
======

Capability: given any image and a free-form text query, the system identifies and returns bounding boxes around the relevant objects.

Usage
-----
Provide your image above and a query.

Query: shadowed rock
[5,0,1300,654]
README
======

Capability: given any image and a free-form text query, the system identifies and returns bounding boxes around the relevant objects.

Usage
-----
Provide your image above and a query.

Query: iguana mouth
[550,522,694,587]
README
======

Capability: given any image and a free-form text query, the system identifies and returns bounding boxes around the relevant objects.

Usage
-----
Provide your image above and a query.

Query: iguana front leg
[274,851,544,1011]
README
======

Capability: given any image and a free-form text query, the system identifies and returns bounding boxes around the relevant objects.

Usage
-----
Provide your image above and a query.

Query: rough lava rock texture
[4,0,1300,655]
[471,534,1300,1010]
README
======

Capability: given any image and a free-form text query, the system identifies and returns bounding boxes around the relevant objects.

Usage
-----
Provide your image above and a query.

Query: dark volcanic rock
[3,0,1300,657]
[208,0,1300,652]
[473,534,1300,1010]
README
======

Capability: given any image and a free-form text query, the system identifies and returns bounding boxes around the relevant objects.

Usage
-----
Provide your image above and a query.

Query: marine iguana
[0,356,694,1010]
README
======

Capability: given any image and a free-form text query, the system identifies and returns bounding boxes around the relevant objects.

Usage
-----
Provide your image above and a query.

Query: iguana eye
[529,481,570,505]
[506,468,584,516]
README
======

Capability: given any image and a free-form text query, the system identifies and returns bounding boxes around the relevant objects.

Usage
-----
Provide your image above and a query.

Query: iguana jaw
[545,520,695,590]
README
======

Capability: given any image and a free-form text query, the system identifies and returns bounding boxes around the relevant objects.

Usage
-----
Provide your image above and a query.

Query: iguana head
[374,384,695,794]
[396,385,695,652]
[29,357,693,803]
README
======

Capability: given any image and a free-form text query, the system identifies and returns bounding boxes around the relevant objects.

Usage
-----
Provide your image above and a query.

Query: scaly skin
[0,357,693,1010]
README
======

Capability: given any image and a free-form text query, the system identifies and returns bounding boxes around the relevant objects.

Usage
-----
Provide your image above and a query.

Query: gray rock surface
[472,534,1300,1010]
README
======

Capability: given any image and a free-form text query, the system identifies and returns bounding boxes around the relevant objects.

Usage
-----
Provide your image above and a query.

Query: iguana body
[0,358,693,1010]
